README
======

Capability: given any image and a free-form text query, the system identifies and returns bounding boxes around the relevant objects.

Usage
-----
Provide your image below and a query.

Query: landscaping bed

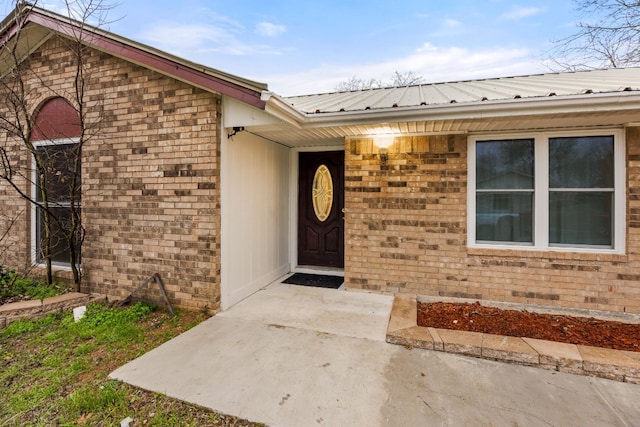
[418,301,640,352]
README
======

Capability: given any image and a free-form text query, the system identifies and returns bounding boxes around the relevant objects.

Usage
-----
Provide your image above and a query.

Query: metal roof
[250,68,640,147]
[282,68,640,114]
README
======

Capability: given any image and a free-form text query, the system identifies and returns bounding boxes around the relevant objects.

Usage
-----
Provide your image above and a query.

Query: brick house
[3,5,640,314]
[0,5,265,312]
[238,75,640,315]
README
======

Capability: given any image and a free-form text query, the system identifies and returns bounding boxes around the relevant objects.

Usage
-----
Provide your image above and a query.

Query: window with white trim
[468,130,625,252]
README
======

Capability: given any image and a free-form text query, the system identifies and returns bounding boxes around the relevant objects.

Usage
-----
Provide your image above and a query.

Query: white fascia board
[264,91,640,129]
[261,91,305,128]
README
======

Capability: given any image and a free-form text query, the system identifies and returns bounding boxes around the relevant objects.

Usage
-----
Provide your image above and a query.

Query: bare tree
[549,0,640,70]
[0,209,23,262]
[389,70,424,86]
[334,75,384,91]
[334,70,424,91]
[0,0,112,289]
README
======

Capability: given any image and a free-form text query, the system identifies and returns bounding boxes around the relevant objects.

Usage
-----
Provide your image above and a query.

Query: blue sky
[14,1,582,95]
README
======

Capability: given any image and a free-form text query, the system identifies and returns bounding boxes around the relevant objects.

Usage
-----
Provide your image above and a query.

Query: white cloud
[265,43,545,96]
[443,18,462,28]
[425,17,468,40]
[141,24,235,51]
[139,21,285,58]
[138,8,287,58]
[502,7,545,20]
[416,42,439,53]
[256,22,286,37]
[40,0,111,26]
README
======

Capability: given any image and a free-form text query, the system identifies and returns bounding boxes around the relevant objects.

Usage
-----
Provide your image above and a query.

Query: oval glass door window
[312,164,333,222]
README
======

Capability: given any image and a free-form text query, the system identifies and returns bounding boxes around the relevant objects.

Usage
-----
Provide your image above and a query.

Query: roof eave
[261,91,307,127]
[1,4,267,109]
[279,91,640,128]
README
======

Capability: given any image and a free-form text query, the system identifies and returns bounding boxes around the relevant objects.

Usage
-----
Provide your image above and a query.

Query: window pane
[476,192,533,243]
[476,139,534,190]
[35,143,81,202]
[549,192,612,246]
[549,136,613,188]
[36,206,81,264]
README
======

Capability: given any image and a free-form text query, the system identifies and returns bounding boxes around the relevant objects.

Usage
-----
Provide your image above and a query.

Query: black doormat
[282,273,344,289]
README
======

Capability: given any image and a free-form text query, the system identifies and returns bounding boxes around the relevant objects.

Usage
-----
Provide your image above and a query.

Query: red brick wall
[0,36,221,311]
[345,132,640,314]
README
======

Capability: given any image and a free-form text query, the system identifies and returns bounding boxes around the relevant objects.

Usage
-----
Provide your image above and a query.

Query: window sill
[467,245,627,262]
[32,263,81,273]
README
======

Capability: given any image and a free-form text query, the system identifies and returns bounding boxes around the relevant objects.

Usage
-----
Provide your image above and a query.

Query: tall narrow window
[31,98,81,266]
[34,142,81,264]
[475,139,534,243]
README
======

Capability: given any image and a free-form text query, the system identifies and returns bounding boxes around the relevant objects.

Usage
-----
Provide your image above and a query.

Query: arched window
[31,97,82,266]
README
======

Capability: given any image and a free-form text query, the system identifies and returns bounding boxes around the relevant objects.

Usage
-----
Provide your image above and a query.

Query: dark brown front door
[298,151,344,268]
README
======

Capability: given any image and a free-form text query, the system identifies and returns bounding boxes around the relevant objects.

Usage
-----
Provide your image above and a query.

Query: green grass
[0,301,264,426]
[0,265,67,301]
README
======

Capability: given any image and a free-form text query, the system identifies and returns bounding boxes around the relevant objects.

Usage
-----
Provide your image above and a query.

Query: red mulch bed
[417,301,640,353]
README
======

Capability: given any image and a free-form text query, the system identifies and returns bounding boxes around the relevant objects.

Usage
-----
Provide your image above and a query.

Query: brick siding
[345,132,640,314]
[0,37,220,311]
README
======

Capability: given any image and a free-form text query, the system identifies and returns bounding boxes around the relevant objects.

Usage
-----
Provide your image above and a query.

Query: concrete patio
[110,283,640,426]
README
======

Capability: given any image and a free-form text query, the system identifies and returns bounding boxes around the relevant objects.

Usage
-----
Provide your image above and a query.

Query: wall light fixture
[369,127,400,164]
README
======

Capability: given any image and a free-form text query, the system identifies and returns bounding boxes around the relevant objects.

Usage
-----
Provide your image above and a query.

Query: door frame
[289,145,345,275]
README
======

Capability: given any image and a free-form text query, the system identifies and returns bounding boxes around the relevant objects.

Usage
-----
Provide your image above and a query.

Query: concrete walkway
[111,284,640,426]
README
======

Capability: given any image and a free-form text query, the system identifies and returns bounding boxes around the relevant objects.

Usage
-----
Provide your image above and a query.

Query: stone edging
[0,292,107,328]
[386,294,640,384]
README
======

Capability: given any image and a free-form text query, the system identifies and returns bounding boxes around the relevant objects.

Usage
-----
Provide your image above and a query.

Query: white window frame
[467,129,625,254]
[31,137,81,269]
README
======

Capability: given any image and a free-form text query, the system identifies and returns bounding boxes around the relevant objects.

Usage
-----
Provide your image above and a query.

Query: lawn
[0,301,264,426]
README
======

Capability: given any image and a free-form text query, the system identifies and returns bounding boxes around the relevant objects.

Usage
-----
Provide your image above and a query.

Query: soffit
[0,23,51,76]
[245,108,640,148]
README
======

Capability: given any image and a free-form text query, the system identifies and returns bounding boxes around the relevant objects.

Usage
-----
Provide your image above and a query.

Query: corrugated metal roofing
[283,68,640,114]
